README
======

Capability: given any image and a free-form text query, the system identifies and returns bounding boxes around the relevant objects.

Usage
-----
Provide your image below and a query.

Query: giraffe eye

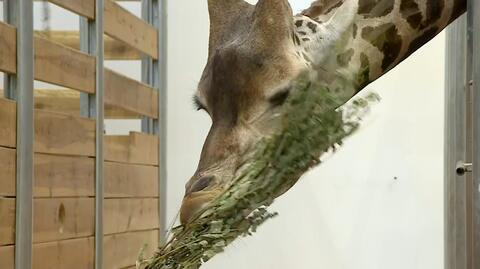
[269,88,290,107]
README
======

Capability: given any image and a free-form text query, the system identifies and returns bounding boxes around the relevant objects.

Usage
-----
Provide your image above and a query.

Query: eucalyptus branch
[138,71,379,269]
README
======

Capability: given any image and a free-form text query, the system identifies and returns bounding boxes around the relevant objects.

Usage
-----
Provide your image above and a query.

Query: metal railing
[2,0,167,268]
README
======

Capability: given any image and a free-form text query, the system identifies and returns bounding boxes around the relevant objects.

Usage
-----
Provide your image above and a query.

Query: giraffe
[179,0,467,224]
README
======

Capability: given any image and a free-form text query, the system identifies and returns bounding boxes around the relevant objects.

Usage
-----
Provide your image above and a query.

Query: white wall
[0,1,445,268]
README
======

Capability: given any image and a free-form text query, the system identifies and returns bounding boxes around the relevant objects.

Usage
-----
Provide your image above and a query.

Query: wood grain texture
[0,22,16,74]
[48,0,95,19]
[104,0,158,59]
[36,31,142,60]
[35,109,95,157]
[33,198,95,243]
[1,230,158,269]
[0,198,15,246]
[104,198,159,235]
[0,98,16,148]
[33,237,95,269]
[105,69,159,119]
[105,132,159,165]
[103,230,159,269]
[35,154,95,198]
[0,246,14,269]
[28,89,140,119]
[0,147,15,197]
[35,36,95,93]
[105,161,158,198]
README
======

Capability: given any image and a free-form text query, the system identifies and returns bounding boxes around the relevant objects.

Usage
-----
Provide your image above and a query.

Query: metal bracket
[456,161,473,176]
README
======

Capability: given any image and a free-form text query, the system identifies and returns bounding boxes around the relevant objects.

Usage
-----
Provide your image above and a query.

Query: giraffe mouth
[180,188,223,225]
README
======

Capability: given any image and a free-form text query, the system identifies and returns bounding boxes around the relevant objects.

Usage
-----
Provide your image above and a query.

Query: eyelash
[192,96,206,111]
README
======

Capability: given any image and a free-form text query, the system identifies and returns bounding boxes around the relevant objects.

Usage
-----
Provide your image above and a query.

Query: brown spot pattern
[400,0,423,29]
[361,23,402,71]
[420,0,444,29]
[358,0,394,18]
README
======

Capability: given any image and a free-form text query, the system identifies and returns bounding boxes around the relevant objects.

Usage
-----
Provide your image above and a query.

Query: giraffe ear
[251,0,294,48]
[208,0,251,55]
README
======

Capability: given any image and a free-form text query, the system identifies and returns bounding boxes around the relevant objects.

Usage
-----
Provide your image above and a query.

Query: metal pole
[80,1,104,268]
[445,15,468,269]
[470,0,480,266]
[157,0,168,245]
[12,0,34,268]
[142,0,168,244]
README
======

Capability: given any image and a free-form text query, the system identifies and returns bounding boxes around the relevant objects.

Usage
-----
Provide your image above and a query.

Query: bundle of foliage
[138,71,379,269]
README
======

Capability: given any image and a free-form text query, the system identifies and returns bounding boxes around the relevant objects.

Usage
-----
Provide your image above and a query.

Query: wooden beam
[104,0,158,59]
[0,98,16,148]
[0,147,15,197]
[1,153,159,198]
[0,199,15,246]
[33,237,95,269]
[0,246,14,269]
[35,36,95,94]
[103,230,159,269]
[104,198,159,235]
[0,21,16,74]
[105,132,159,165]
[48,0,95,19]
[1,101,161,160]
[35,31,142,60]
[0,230,158,269]
[35,154,95,198]
[35,109,95,157]
[105,161,158,198]
[105,69,159,119]
[31,89,142,119]
[1,198,158,245]
[33,198,95,244]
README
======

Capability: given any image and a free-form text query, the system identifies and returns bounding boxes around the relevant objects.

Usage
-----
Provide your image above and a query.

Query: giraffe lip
[180,189,222,224]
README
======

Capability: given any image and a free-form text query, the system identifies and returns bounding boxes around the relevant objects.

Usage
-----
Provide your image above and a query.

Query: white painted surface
[0,1,445,268]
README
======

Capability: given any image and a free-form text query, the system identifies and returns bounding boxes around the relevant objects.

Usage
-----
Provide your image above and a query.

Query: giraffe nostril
[188,176,215,194]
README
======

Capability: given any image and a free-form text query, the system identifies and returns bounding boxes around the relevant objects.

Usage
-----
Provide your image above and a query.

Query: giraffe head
[180,0,306,224]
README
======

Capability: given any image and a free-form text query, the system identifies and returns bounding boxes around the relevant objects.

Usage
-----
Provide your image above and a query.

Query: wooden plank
[0,246,14,269]
[2,231,158,269]
[0,21,16,74]
[28,89,141,119]
[1,153,94,198]
[103,230,158,269]
[33,237,95,269]
[0,98,16,148]
[104,0,158,59]
[35,36,95,94]
[34,198,95,243]
[0,147,15,197]
[0,198,15,246]
[105,132,158,165]
[35,154,94,198]
[35,109,95,157]
[104,198,159,235]
[105,161,158,198]
[35,31,141,60]
[105,69,159,119]
[48,0,95,19]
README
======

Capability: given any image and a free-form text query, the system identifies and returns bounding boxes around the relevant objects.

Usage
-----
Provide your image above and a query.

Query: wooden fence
[0,0,167,268]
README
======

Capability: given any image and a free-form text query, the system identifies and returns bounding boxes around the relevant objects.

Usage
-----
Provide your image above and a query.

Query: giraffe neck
[294,0,466,94]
